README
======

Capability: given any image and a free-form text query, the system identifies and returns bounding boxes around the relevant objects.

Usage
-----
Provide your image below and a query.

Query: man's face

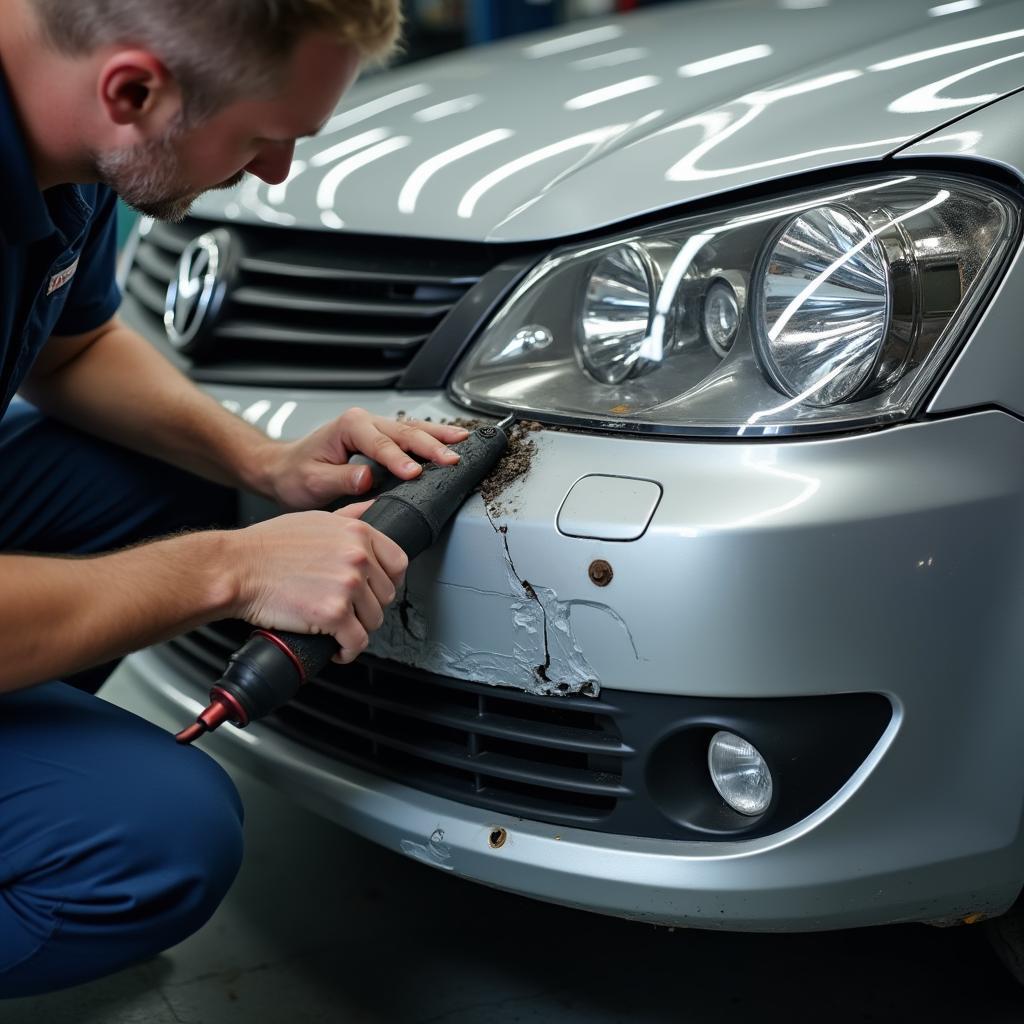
[96,33,361,222]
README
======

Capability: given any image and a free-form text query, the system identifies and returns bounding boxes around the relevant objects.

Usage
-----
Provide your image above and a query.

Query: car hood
[195,0,1024,243]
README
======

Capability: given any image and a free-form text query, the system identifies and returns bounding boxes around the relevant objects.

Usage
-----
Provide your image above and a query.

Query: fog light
[708,731,773,816]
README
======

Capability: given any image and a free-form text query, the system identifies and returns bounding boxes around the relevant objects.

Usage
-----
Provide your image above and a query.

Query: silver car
[117,0,1024,976]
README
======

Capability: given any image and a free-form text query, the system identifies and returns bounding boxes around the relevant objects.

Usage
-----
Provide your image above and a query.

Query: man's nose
[245,141,296,185]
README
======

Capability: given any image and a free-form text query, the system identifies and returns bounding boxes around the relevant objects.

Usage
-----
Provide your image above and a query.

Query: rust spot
[609,404,631,415]
[962,912,986,925]
[588,559,613,587]
[521,579,537,600]
[488,827,507,849]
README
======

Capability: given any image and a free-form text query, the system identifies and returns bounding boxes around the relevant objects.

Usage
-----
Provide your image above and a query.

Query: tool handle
[266,498,437,678]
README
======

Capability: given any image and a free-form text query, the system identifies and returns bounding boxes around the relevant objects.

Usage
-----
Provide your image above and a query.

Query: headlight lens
[708,731,773,816]
[450,174,1019,436]
[756,205,891,406]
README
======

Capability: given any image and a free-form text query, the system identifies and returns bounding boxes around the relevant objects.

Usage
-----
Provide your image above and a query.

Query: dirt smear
[447,417,544,517]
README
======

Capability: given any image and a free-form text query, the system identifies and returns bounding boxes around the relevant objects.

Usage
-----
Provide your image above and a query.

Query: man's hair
[29,0,403,122]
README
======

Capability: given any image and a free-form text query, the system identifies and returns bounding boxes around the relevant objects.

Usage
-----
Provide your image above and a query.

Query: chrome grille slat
[240,255,477,288]
[214,322,429,349]
[126,269,168,317]
[230,285,451,320]
[133,243,179,282]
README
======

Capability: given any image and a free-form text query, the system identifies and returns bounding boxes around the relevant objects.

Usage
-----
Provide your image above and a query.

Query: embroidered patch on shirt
[47,257,80,296]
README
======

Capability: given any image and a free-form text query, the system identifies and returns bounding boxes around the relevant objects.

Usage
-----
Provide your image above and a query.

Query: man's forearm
[20,319,280,497]
[0,531,239,691]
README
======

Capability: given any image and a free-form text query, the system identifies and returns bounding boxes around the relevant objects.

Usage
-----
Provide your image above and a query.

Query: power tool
[174,415,513,745]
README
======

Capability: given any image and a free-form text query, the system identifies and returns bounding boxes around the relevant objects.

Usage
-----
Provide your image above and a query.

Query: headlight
[450,174,1019,436]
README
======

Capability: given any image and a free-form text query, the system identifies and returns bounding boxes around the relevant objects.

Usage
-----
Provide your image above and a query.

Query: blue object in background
[467,0,559,44]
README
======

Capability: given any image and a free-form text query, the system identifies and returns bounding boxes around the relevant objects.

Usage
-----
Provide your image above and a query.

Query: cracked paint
[367,501,641,696]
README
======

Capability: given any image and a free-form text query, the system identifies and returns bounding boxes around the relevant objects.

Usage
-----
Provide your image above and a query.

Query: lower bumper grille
[166,621,629,826]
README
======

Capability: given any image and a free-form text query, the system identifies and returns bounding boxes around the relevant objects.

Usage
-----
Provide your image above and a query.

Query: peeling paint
[367,510,642,696]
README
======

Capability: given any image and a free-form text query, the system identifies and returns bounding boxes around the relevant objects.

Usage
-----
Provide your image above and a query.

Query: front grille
[165,621,630,826]
[122,218,502,389]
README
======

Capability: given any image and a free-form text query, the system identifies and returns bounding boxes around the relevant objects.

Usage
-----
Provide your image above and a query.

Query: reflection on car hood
[194,0,1024,243]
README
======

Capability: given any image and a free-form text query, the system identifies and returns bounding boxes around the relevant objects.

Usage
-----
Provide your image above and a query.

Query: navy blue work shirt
[0,69,122,419]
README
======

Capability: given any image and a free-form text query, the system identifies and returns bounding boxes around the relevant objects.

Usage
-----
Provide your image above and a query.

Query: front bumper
[122,398,1024,930]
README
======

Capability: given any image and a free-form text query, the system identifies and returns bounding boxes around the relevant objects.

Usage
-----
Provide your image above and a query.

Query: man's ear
[97,50,182,135]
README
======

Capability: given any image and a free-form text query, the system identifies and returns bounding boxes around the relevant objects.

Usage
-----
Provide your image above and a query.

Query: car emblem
[164,229,234,352]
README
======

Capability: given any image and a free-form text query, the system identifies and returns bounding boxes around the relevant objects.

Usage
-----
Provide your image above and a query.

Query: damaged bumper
[122,391,1024,929]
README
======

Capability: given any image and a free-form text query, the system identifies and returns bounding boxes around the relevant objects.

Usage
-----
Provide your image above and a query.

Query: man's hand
[264,408,470,511]
[232,500,407,664]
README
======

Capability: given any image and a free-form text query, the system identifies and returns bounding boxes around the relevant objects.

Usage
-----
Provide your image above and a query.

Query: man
[0,0,469,997]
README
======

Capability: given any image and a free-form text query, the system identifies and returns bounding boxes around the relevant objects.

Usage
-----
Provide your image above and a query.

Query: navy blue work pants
[0,399,245,997]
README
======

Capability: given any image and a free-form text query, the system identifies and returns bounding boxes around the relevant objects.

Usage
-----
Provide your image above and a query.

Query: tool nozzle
[175,721,207,745]
[494,413,515,432]
[174,693,238,745]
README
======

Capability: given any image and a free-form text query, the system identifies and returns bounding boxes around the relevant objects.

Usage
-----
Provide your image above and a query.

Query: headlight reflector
[578,243,656,384]
[708,730,773,816]
[756,205,891,406]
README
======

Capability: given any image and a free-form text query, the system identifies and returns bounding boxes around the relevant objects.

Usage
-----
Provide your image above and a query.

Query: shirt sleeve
[52,186,122,336]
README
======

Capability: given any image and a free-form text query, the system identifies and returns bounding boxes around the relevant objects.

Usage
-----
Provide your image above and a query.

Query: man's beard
[94,120,246,223]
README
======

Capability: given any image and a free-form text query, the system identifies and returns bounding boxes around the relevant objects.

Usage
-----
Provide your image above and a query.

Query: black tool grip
[215,424,510,723]
[216,632,309,722]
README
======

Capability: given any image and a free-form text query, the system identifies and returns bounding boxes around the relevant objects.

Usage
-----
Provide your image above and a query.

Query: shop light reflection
[572,48,649,70]
[522,25,623,59]
[413,95,483,122]
[565,75,661,111]
[458,124,627,219]
[318,84,430,137]
[316,136,411,220]
[398,129,514,215]
[678,44,773,78]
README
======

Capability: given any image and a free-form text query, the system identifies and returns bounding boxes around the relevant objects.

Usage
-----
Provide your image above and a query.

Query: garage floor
[3,669,1023,1023]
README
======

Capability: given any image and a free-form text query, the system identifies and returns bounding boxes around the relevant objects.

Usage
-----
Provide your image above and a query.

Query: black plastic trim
[398,252,543,390]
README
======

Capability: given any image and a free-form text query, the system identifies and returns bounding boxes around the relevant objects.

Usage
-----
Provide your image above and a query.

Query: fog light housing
[708,730,773,816]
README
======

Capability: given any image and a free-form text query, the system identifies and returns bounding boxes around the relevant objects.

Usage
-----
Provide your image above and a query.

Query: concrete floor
[4,671,1024,1023]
